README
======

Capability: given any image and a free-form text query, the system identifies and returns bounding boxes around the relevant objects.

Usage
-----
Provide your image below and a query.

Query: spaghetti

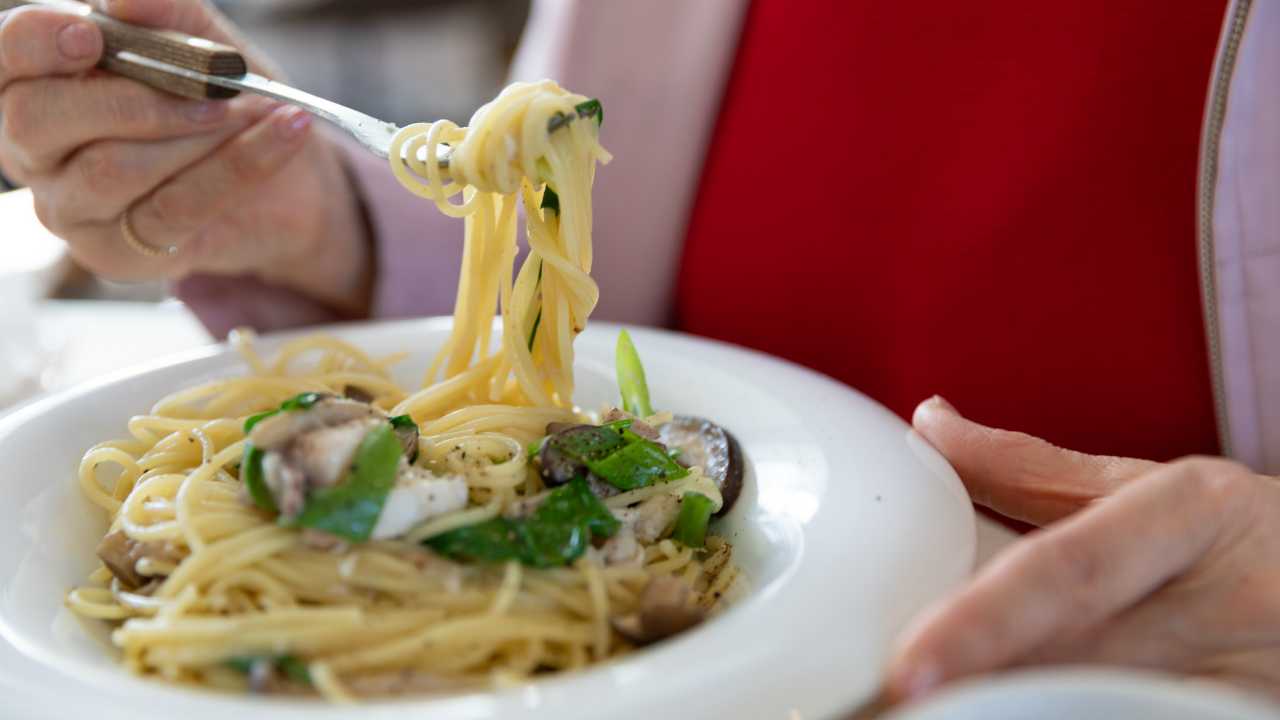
[67,80,742,700]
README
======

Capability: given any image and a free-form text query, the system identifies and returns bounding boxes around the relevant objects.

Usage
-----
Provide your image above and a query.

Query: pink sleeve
[174,131,464,338]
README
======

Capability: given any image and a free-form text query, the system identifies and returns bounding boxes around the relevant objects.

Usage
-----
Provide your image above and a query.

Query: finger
[1025,470,1274,670]
[127,105,313,260]
[1,74,230,173]
[885,458,1244,701]
[40,113,262,227]
[0,7,102,92]
[912,396,1157,525]
[93,0,239,47]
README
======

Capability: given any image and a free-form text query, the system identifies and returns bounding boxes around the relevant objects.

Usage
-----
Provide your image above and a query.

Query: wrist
[278,138,375,319]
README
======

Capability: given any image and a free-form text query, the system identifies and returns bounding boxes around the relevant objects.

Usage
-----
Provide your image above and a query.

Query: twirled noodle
[66,81,740,701]
[390,80,611,412]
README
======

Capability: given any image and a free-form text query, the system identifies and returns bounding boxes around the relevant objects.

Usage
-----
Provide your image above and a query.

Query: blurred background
[0,0,530,408]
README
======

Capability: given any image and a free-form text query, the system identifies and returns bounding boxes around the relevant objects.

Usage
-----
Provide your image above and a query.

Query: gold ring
[120,208,177,258]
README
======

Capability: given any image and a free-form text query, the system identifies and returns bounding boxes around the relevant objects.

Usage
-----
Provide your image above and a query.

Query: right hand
[0,0,372,316]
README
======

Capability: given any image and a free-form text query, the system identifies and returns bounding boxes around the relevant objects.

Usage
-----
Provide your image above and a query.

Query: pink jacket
[181,1,1280,472]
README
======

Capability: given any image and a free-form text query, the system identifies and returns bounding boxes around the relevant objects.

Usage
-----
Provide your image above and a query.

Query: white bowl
[0,319,975,719]
[890,668,1280,720]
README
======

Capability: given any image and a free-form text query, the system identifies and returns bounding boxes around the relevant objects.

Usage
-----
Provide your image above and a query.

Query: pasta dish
[66,81,745,701]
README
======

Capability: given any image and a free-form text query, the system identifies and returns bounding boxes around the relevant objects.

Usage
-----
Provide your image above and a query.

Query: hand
[886,396,1280,704]
[0,0,371,316]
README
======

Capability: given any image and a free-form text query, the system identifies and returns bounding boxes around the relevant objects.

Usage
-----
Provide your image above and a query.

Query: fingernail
[912,395,956,428]
[275,107,312,140]
[929,395,957,414]
[57,22,99,61]
[93,0,126,16]
[186,101,228,124]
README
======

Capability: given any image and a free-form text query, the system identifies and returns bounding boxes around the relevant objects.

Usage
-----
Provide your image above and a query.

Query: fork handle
[0,0,245,99]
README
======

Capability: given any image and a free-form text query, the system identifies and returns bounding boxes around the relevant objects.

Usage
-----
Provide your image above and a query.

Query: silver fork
[0,0,600,162]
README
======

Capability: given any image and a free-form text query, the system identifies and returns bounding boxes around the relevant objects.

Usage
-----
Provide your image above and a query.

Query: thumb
[911,396,1157,526]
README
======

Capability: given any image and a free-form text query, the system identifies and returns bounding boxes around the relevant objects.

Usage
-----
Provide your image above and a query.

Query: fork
[0,0,600,161]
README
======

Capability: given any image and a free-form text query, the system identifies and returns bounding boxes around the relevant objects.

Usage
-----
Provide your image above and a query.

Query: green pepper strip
[672,492,714,548]
[284,424,402,542]
[427,477,618,568]
[615,329,653,418]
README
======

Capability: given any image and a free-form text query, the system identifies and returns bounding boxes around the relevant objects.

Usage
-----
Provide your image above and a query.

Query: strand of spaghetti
[420,404,574,436]
[65,587,132,619]
[229,328,268,375]
[402,497,502,543]
[489,561,521,615]
[311,662,356,704]
[267,336,390,377]
[323,615,595,673]
[393,355,501,419]
[522,575,592,616]
[577,557,610,659]
[79,446,139,511]
[158,524,296,598]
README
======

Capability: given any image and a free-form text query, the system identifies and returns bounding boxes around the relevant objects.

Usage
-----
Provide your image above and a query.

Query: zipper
[1197,0,1252,457]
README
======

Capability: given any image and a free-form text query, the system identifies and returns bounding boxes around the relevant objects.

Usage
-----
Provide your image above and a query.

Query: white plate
[0,319,975,720]
[890,668,1280,720]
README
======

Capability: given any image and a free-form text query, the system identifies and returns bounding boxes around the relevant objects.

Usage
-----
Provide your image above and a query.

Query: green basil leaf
[285,424,401,542]
[536,475,620,537]
[389,414,416,430]
[277,655,312,685]
[280,392,325,412]
[540,186,560,214]
[426,478,616,568]
[243,409,279,434]
[240,444,277,513]
[575,98,604,127]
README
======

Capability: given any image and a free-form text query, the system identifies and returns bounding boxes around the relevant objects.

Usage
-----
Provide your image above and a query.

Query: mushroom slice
[342,385,375,404]
[96,530,181,589]
[393,421,420,462]
[248,396,379,451]
[658,416,745,516]
[96,530,145,588]
[611,575,706,645]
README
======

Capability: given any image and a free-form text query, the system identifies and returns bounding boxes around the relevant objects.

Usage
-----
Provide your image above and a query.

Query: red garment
[675,1,1226,460]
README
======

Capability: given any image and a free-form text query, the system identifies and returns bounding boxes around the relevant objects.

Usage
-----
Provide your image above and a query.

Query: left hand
[885,396,1280,704]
